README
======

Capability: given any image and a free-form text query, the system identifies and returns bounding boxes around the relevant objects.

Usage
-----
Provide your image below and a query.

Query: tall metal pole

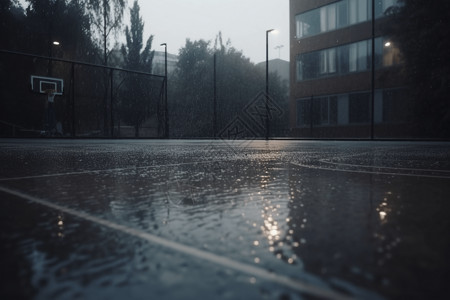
[266,29,274,140]
[110,69,114,137]
[213,53,217,138]
[161,43,169,139]
[370,0,375,140]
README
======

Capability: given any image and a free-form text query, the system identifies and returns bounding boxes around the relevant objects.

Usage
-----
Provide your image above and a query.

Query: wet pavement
[0,139,449,300]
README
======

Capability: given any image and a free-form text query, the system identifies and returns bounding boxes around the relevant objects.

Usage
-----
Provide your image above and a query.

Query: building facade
[289,0,409,138]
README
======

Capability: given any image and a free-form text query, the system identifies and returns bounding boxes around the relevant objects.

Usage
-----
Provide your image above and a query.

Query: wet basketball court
[1,139,449,299]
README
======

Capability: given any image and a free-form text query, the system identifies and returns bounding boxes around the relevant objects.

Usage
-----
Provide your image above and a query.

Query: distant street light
[160,43,169,138]
[274,45,284,58]
[53,41,60,46]
[265,29,276,140]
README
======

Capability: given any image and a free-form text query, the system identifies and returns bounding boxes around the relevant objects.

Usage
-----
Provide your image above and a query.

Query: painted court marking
[290,162,450,179]
[318,159,450,174]
[0,160,228,182]
[0,186,356,300]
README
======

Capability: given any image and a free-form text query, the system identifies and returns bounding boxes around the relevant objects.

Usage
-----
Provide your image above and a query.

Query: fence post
[70,62,75,137]
[110,69,114,138]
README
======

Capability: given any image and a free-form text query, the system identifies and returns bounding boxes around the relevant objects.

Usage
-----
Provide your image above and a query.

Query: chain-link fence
[0,50,166,138]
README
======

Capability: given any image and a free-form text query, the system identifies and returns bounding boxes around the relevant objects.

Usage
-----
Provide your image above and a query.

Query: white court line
[0,160,227,182]
[290,162,450,179]
[0,186,355,300]
[318,159,450,174]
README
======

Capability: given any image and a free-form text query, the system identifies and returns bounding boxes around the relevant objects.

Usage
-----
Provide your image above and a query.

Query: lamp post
[48,40,60,76]
[266,29,275,140]
[160,43,168,138]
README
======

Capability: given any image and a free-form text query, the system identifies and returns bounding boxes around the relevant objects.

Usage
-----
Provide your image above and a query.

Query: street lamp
[160,43,169,138]
[265,29,276,140]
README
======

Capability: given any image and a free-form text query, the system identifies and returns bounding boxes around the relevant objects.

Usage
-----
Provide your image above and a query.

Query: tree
[88,0,127,66]
[119,0,155,137]
[87,0,127,135]
[170,34,289,138]
[388,0,450,137]
[171,39,213,137]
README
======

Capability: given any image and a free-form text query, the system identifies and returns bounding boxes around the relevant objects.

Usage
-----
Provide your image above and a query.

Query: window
[297,39,374,81]
[297,99,311,127]
[357,40,369,71]
[375,0,399,17]
[349,43,357,72]
[349,0,370,24]
[349,92,370,123]
[375,37,402,68]
[327,3,337,31]
[319,49,336,75]
[296,0,400,40]
[338,44,350,74]
[295,9,320,38]
[337,0,348,28]
[318,96,338,125]
[349,40,371,72]
[296,52,319,81]
[297,96,338,127]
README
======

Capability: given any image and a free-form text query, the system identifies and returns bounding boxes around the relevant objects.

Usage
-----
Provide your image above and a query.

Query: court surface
[1,139,449,300]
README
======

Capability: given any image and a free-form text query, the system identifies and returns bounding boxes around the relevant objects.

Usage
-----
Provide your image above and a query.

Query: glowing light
[53,41,60,46]
[270,229,279,236]
[384,42,391,47]
[379,211,387,220]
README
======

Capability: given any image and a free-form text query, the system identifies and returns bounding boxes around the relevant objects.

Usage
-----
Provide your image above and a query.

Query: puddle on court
[1,141,450,299]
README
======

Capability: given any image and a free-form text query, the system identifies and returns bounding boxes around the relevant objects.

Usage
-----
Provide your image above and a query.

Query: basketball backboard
[31,75,64,95]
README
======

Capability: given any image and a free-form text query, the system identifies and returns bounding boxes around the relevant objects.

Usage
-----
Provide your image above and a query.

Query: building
[289,0,409,138]
[257,58,290,84]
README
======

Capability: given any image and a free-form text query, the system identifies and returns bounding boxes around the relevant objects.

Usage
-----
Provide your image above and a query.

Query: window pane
[349,0,357,24]
[338,44,349,74]
[297,99,311,126]
[312,98,321,125]
[296,58,304,81]
[337,0,348,28]
[320,7,327,32]
[328,4,337,31]
[349,92,370,123]
[296,9,320,38]
[374,37,383,68]
[337,95,349,124]
[320,50,327,74]
[330,96,338,124]
[349,43,357,72]
[320,97,328,124]
[357,40,368,71]
[328,48,337,73]
[358,0,368,22]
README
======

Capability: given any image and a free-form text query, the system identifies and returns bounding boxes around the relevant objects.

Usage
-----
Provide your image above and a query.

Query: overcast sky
[18,0,289,63]
[136,0,290,63]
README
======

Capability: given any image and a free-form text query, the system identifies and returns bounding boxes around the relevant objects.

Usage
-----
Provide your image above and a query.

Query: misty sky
[137,0,289,63]
[18,0,289,63]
